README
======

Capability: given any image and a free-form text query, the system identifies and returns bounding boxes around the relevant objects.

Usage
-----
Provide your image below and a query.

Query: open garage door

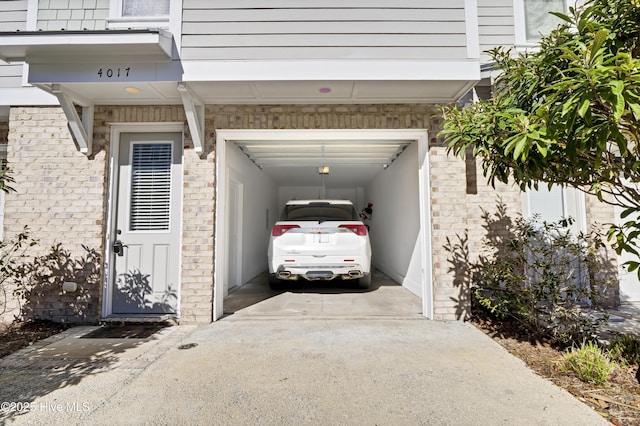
[214,130,432,320]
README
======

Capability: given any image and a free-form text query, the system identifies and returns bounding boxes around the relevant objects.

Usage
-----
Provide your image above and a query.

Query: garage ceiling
[233,139,412,186]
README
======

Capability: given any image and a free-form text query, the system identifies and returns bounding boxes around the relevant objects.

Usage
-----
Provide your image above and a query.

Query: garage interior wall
[226,143,279,288]
[365,142,421,296]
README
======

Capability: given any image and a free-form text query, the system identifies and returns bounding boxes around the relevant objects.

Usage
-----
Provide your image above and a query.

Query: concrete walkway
[1,318,607,425]
[604,302,640,338]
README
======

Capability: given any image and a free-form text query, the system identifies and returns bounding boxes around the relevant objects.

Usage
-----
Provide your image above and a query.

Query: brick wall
[37,0,109,31]
[0,122,7,321]
[207,104,436,131]
[2,106,106,323]
[586,193,620,306]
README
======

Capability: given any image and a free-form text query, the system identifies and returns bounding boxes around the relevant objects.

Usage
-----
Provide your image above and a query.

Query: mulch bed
[471,313,640,426]
[0,321,69,358]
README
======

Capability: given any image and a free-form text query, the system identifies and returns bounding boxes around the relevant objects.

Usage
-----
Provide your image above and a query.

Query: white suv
[268,200,372,289]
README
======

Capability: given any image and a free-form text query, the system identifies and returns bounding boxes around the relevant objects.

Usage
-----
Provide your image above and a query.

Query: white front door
[111,132,182,315]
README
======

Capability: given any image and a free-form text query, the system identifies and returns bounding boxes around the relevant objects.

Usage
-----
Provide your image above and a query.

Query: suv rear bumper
[273,263,368,281]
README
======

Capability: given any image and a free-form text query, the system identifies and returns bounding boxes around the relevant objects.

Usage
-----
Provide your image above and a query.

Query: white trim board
[183,60,480,82]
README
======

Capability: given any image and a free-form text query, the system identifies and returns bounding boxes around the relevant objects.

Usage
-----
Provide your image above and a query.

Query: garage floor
[223,269,423,318]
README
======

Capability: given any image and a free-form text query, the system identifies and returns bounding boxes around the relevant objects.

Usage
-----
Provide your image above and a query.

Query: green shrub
[448,200,612,347]
[609,334,640,365]
[562,341,615,385]
[13,243,101,323]
[0,227,37,319]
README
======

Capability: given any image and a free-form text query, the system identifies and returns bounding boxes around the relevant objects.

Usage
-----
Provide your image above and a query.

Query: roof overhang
[0,31,479,156]
[0,30,173,64]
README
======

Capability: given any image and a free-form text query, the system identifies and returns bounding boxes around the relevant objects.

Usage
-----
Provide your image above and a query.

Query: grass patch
[562,341,615,385]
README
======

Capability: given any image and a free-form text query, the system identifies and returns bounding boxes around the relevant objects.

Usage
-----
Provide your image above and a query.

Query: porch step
[101,315,178,325]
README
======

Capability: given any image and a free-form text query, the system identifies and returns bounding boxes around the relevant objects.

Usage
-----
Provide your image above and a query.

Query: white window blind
[129,143,172,231]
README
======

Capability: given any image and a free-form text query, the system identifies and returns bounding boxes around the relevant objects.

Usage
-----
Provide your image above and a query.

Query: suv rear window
[282,203,357,221]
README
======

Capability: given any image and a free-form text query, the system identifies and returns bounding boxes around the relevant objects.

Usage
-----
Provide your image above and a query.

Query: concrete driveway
[223,270,424,318]
[0,276,607,425]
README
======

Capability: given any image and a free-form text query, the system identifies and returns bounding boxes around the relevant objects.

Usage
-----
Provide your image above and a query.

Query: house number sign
[28,62,182,84]
[97,67,131,79]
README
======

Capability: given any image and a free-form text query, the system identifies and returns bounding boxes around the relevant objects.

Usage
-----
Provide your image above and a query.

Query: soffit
[47,79,474,105]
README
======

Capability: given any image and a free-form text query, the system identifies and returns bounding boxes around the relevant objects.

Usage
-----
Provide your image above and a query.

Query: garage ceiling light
[318,165,330,174]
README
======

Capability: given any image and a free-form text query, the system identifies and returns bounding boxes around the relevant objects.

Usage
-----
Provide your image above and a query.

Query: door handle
[113,240,127,256]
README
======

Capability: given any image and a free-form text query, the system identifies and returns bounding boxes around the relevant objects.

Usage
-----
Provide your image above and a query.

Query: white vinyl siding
[0,0,27,31]
[0,1,27,88]
[0,65,24,88]
[477,0,515,63]
[181,0,470,61]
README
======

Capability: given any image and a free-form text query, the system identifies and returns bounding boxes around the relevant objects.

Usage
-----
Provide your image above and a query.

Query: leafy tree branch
[439,0,640,267]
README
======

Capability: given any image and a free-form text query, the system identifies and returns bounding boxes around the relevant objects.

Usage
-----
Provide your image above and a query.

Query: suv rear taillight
[272,224,300,236]
[339,224,368,236]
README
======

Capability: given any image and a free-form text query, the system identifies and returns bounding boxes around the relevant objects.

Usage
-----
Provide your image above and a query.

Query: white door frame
[615,205,640,302]
[213,129,433,320]
[102,122,185,318]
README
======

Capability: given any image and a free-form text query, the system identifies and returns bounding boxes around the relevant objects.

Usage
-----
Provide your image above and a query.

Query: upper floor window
[523,0,565,41]
[108,0,172,30]
[514,0,571,46]
[121,0,170,17]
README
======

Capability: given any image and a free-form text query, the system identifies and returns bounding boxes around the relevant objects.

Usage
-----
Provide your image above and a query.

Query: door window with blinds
[129,142,173,231]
